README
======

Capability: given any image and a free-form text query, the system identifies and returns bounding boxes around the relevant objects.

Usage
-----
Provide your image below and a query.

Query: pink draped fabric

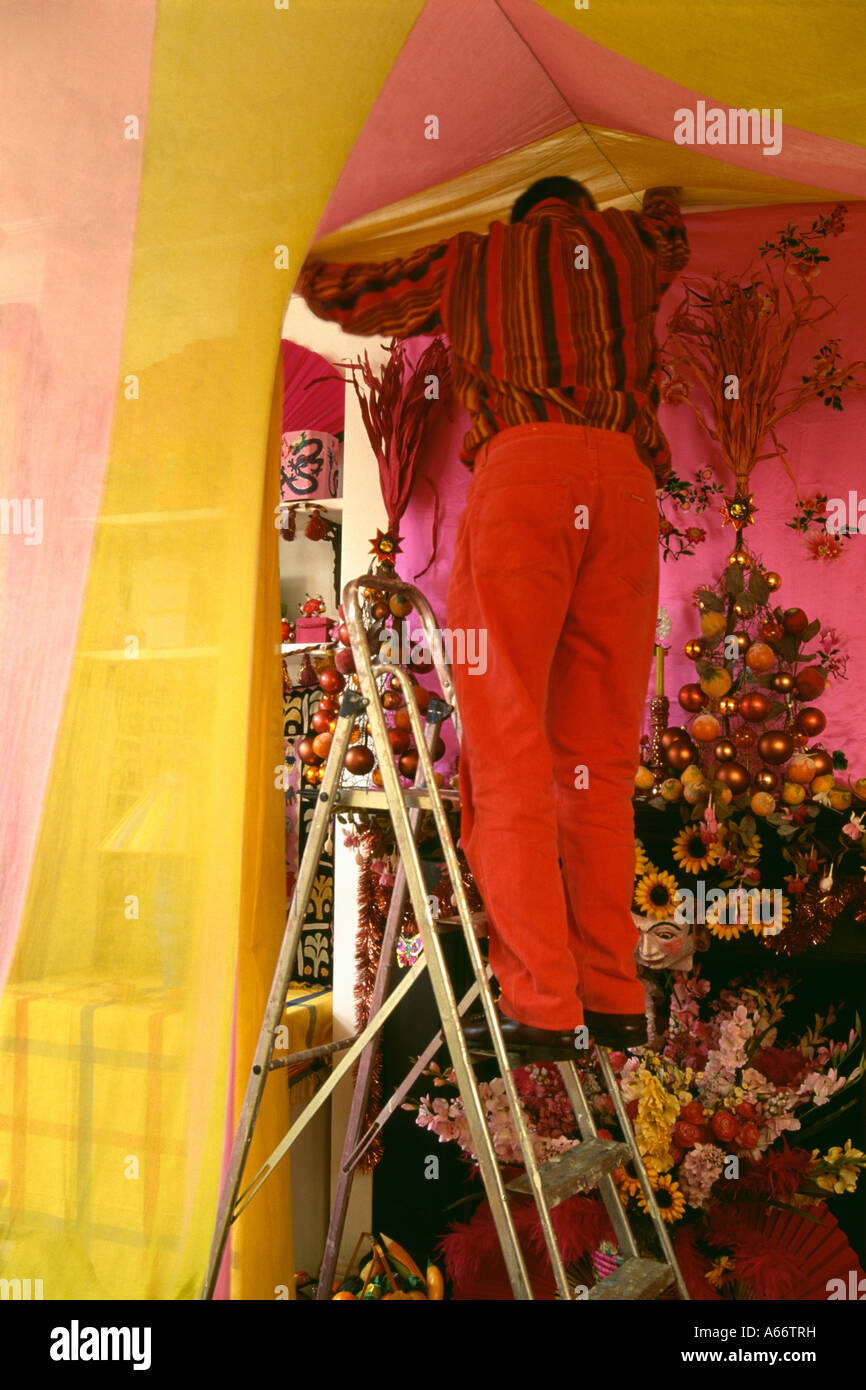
[282,340,345,436]
[0,2,156,984]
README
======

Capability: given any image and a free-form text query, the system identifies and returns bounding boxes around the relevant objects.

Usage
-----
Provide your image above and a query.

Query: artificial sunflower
[617,1174,643,1202]
[746,894,791,937]
[672,826,721,875]
[637,1172,686,1224]
[634,839,650,880]
[705,1255,736,1288]
[634,869,680,919]
[704,903,745,941]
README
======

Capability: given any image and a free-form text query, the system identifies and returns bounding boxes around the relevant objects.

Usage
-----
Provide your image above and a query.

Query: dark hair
[510,176,597,224]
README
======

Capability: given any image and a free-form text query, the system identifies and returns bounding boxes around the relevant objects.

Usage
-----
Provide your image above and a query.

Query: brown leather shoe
[583,1010,648,1050]
[462,1006,580,1061]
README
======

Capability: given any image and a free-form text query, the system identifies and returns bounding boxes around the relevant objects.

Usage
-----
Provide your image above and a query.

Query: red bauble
[345,745,375,775]
[678,683,707,713]
[337,623,350,646]
[388,727,411,754]
[371,601,390,620]
[318,667,345,694]
[661,726,688,750]
[757,730,795,765]
[782,607,809,635]
[796,707,827,738]
[795,667,827,701]
[335,647,355,675]
[311,710,332,734]
[716,761,750,795]
[382,689,404,710]
[739,691,771,723]
[398,751,419,778]
[760,620,783,643]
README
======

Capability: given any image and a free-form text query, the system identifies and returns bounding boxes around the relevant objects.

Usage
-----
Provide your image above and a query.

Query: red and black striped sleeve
[638,187,690,297]
[296,238,452,338]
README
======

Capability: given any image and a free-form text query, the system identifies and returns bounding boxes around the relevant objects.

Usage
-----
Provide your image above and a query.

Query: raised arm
[296,237,453,338]
[639,186,690,296]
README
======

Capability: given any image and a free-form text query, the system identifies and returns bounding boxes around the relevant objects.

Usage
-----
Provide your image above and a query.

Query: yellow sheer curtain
[0,0,425,1299]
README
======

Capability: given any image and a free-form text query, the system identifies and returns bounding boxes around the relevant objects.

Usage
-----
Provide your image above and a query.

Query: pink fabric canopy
[281,339,344,436]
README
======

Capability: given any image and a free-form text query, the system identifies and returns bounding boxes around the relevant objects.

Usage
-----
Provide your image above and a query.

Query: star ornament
[369,528,403,565]
[721,493,759,528]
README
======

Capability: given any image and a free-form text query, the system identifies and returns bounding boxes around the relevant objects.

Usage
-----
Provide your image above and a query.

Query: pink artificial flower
[807,535,845,562]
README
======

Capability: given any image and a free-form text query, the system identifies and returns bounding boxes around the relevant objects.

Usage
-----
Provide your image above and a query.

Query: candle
[655,644,665,697]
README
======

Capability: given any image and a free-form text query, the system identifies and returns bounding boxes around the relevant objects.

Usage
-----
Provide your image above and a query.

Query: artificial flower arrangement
[636,550,866,953]
[661,204,864,495]
[409,969,866,1300]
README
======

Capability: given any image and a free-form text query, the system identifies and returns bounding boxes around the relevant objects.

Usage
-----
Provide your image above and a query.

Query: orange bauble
[787,754,817,785]
[298,736,321,766]
[739,691,771,723]
[685,639,706,660]
[312,731,333,759]
[692,713,722,743]
[796,707,827,738]
[757,731,794,765]
[745,642,775,673]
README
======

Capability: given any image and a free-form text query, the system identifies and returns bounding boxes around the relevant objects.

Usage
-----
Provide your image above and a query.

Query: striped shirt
[298,189,689,482]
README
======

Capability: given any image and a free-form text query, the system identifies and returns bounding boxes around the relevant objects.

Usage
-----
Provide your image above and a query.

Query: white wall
[281,295,390,1277]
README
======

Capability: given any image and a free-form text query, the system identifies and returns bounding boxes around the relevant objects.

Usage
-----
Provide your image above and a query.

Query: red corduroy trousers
[445,422,659,1030]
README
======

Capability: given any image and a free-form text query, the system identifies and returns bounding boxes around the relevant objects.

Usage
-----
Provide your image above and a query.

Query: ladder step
[433,913,488,935]
[588,1257,675,1301]
[312,786,461,811]
[507,1138,631,1207]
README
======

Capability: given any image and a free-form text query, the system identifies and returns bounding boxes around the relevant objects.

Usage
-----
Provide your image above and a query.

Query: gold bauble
[718,696,739,716]
[755,768,779,792]
[714,740,737,762]
[766,571,782,590]
[728,550,750,567]
[772,672,795,694]
[757,730,795,765]
[685,639,705,660]
[808,748,834,778]
[716,761,750,795]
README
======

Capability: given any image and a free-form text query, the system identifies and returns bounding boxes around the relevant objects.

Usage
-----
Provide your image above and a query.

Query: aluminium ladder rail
[200,571,689,1302]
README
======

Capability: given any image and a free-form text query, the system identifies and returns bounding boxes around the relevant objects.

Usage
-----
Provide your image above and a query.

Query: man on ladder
[299,178,689,1059]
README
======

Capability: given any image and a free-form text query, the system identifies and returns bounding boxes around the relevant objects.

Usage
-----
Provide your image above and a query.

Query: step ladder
[200,571,690,1302]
